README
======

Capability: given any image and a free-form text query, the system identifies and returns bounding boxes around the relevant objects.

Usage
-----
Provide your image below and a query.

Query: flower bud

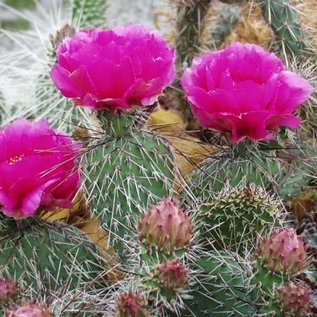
[6,303,52,317]
[0,278,18,304]
[115,292,150,317]
[138,199,192,254]
[257,228,308,276]
[277,282,312,316]
[153,259,189,291]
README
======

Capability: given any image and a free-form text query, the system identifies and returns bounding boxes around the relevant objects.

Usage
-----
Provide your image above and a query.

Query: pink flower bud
[153,258,189,291]
[115,292,150,317]
[257,228,308,276]
[138,199,192,254]
[277,282,312,316]
[6,303,52,317]
[0,278,18,304]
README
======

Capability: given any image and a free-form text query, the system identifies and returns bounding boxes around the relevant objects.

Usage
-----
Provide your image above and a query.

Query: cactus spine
[84,111,175,257]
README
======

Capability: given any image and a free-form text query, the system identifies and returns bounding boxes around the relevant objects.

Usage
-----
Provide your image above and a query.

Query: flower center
[7,154,24,165]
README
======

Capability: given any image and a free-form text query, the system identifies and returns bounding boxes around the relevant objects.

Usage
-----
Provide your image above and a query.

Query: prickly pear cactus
[176,251,258,316]
[251,228,310,315]
[255,228,308,279]
[184,145,280,210]
[197,185,281,253]
[84,112,175,255]
[71,0,107,29]
[277,143,316,201]
[0,217,105,297]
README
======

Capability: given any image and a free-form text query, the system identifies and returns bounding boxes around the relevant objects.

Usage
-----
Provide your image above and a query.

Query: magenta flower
[181,43,313,143]
[50,24,176,111]
[0,119,81,219]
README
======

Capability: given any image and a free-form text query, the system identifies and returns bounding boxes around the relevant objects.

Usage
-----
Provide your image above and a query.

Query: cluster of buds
[5,303,52,317]
[115,292,150,317]
[0,278,18,305]
[138,199,192,255]
[152,259,189,292]
[277,282,312,316]
[256,228,309,276]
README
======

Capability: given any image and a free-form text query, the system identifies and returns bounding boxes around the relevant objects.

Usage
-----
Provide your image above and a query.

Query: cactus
[71,0,107,29]
[255,0,312,58]
[184,145,280,210]
[175,251,257,316]
[174,0,212,68]
[138,199,192,262]
[84,111,175,256]
[197,185,281,253]
[0,217,106,298]
[169,0,213,126]
[277,142,316,201]
[1,0,316,315]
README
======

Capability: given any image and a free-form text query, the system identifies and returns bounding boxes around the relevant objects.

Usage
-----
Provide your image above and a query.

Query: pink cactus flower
[0,119,81,219]
[181,43,313,143]
[50,24,176,112]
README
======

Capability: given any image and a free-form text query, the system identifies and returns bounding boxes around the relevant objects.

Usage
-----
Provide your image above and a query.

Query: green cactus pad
[0,217,105,297]
[84,116,175,256]
[185,148,280,206]
[71,0,107,29]
[198,185,281,253]
[177,251,258,316]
